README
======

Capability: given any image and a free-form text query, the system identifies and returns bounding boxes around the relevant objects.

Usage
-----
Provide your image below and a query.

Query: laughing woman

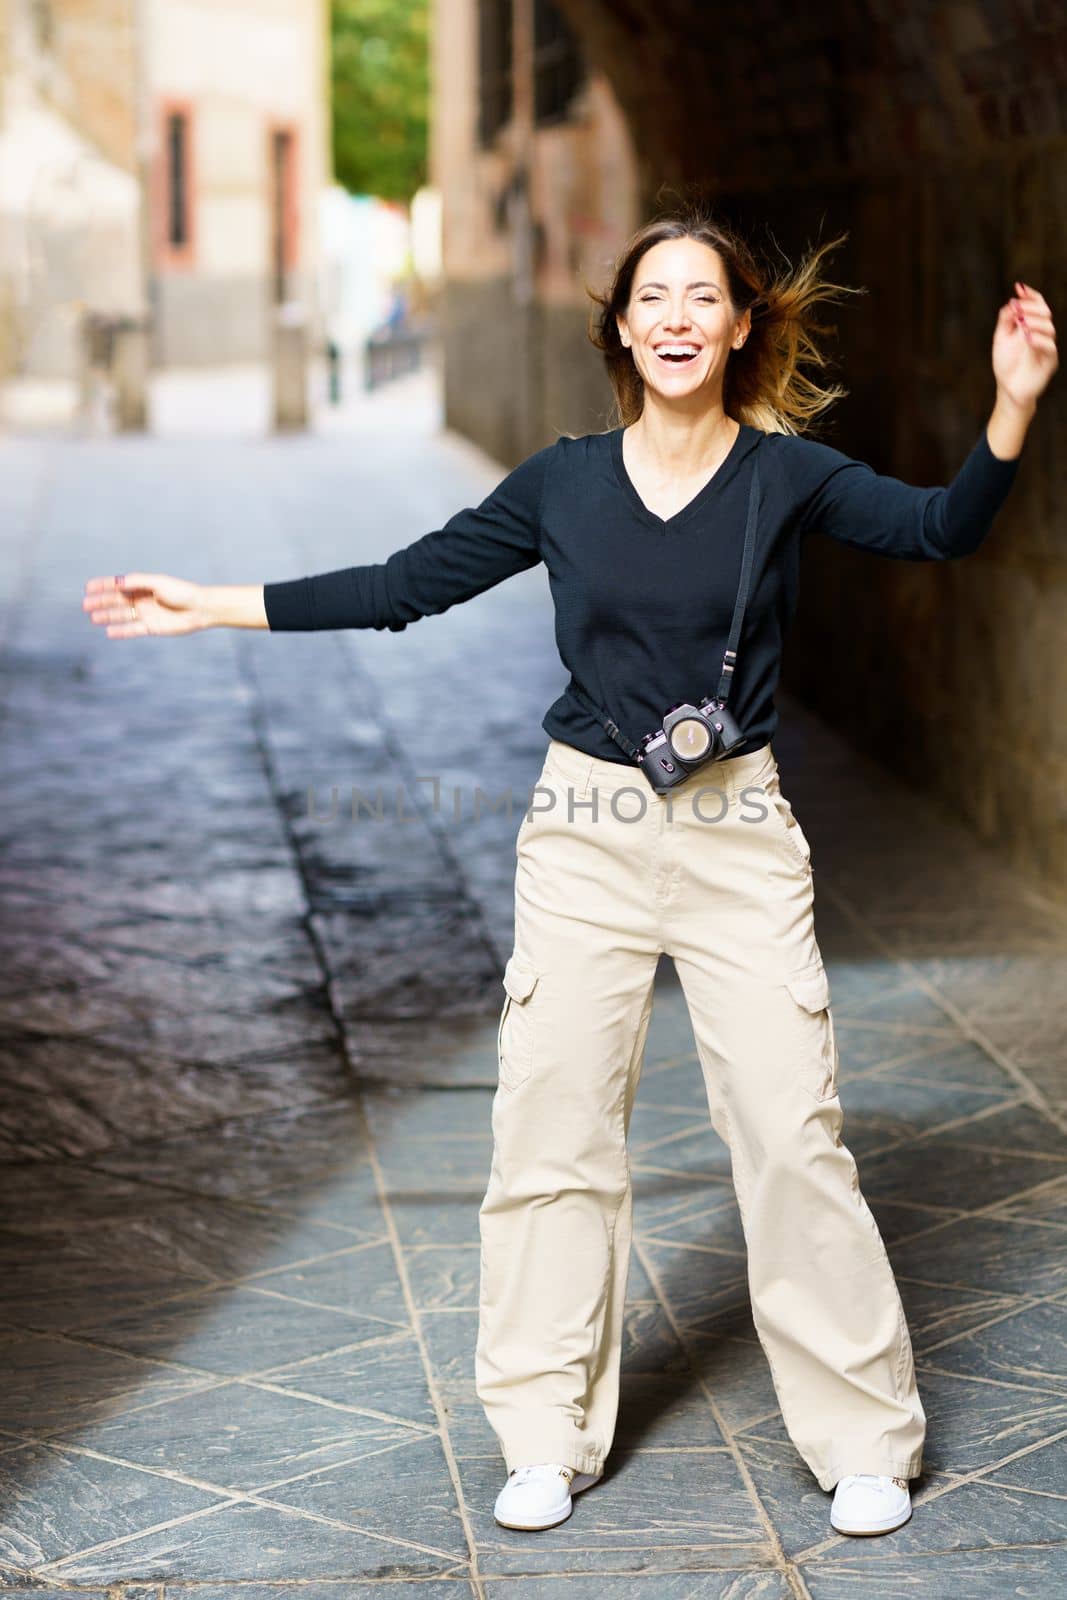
[83,207,1057,1538]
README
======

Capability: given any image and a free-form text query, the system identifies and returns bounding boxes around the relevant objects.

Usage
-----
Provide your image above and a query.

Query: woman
[83,209,1056,1539]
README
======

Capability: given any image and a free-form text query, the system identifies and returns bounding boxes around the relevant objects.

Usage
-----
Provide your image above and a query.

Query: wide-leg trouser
[475,737,925,1491]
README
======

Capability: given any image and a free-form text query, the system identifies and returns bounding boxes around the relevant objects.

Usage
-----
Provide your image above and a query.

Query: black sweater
[263,422,1020,764]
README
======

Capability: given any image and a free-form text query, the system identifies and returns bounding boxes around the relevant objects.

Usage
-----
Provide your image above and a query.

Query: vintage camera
[637,696,746,794]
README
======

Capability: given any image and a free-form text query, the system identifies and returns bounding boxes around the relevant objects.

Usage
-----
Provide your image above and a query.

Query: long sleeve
[263,440,555,631]
[796,426,1021,561]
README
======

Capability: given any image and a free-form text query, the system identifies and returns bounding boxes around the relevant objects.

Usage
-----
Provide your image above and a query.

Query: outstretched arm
[262,441,552,632]
[799,281,1057,561]
[83,441,554,638]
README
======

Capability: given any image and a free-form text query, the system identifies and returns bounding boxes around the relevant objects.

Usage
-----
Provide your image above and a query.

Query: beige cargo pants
[476,737,925,1492]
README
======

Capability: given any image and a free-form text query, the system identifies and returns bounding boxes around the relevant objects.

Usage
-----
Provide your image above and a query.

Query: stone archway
[434,0,1065,891]
[543,0,1067,893]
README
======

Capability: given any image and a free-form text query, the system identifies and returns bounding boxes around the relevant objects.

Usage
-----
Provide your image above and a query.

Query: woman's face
[616,236,749,409]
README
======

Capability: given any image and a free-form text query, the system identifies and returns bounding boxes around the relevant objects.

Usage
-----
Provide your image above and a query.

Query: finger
[112,572,160,590]
[1014,310,1055,333]
[87,600,147,624]
[83,590,127,612]
[1015,282,1051,312]
[84,575,134,596]
[84,574,157,600]
[103,608,148,633]
[108,572,160,596]
[1012,295,1052,320]
[1000,305,1029,339]
[1011,305,1055,337]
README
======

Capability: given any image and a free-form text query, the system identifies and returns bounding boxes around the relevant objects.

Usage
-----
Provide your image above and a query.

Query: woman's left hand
[993,281,1058,409]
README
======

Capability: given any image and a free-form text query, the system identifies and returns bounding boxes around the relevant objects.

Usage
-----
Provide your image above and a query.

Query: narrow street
[1,369,1065,1597]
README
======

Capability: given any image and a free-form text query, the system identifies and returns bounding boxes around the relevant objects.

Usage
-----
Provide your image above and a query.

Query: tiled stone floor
[1,369,1065,1597]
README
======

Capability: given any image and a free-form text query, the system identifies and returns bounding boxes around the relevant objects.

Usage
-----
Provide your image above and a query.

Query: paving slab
[1,373,1064,1592]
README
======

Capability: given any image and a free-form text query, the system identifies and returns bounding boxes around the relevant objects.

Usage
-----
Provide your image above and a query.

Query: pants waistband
[542,736,775,802]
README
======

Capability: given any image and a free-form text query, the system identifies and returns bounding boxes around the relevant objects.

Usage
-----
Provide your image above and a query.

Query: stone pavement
[1,369,1065,1597]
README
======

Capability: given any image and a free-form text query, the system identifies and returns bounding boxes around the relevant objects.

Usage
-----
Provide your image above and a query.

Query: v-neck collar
[608,420,761,530]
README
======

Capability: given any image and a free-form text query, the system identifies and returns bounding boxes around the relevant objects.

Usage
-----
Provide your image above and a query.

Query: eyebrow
[636,280,723,292]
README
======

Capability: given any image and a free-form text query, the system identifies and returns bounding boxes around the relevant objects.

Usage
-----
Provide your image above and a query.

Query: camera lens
[669,717,711,761]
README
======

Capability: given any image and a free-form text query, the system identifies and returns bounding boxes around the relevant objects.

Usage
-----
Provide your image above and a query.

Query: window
[166,112,190,249]
[478,0,513,148]
[269,126,300,303]
[533,0,585,126]
[157,101,195,268]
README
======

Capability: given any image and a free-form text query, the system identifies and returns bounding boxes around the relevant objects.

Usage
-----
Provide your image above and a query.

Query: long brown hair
[586,204,865,435]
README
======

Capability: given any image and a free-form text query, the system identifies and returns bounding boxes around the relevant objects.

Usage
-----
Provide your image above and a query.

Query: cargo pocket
[784,960,838,1102]
[497,955,540,1092]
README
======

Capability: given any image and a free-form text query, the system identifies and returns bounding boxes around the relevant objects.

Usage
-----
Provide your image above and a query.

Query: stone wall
[764,164,1065,893]
[432,0,1066,897]
[0,0,142,379]
[38,0,138,173]
[440,280,614,462]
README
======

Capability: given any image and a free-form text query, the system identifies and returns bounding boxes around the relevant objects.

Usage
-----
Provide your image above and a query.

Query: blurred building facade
[431,0,1067,894]
[0,0,141,380]
[431,0,639,466]
[146,0,328,367]
[0,0,329,382]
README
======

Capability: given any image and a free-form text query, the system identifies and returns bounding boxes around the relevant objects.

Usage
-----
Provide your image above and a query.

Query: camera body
[637,697,746,794]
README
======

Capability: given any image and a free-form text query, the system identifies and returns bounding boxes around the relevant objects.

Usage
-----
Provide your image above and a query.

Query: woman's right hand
[83,572,210,638]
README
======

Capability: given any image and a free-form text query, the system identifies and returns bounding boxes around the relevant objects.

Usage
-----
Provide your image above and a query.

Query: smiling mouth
[654,346,701,365]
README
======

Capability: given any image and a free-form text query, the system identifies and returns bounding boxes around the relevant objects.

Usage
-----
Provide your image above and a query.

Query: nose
[661,299,692,331]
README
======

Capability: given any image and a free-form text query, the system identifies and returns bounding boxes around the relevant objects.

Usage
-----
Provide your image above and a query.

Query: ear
[732,307,752,350]
[616,314,630,350]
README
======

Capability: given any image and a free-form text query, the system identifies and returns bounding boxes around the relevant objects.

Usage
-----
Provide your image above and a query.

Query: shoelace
[510,1463,572,1485]
[840,1473,908,1494]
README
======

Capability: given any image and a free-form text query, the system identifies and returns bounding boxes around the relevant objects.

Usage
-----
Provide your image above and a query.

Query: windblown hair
[585,203,866,435]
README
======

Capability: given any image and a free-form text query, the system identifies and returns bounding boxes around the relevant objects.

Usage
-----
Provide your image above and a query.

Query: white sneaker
[493,1462,600,1530]
[830,1473,912,1536]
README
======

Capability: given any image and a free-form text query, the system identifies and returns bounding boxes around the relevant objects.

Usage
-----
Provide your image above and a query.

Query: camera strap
[566,434,764,764]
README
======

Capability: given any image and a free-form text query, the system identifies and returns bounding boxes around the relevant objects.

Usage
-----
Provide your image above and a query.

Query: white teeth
[656,345,700,357]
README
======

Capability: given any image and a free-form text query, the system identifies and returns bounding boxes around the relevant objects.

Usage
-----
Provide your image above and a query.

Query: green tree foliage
[331,0,429,203]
